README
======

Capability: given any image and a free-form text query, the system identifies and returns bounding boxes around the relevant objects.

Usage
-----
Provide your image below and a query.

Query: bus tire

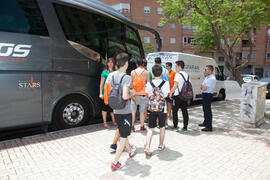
[217,89,226,101]
[53,95,90,129]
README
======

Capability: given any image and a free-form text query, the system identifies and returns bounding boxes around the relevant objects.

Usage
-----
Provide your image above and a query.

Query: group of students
[99,52,216,170]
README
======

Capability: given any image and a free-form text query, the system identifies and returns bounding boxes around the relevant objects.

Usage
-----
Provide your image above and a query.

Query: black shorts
[115,114,132,138]
[148,112,166,128]
[165,97,173,103]
[102,101,113,112]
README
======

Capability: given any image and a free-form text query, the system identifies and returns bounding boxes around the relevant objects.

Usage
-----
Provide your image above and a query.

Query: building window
[242,40,251,47]
[144,21,150,27]
[182,25,196,31]
[242,52,256,59]
[144,6,150,14]
[266,53,270,59]
[144,37,150,44]
[218,56,224,62]
[235,52,242,60]
[267,28,270,36]
[267,40,270,48]
[157,23,164,29]
[183,37,195,45]
[170,38,176,44]
[111,3,130,13]
[157,8,163,15]
[170,24,176,29]
[0,0,49,36]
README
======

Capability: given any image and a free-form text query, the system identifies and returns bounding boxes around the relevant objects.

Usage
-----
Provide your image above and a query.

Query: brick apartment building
[101,0,270,78]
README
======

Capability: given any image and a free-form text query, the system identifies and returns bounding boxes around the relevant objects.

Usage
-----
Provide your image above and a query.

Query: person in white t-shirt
[169,60,189,132]
[144,65,170,156]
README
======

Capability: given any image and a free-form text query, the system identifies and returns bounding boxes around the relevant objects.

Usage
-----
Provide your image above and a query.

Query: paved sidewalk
[0,100,270,180]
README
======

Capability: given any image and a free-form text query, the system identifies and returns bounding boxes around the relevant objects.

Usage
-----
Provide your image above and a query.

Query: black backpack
[178,73,193,101]
[108,74,127,110]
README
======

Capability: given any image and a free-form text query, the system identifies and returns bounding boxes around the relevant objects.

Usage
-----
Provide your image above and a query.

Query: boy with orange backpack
[130,58,150,131]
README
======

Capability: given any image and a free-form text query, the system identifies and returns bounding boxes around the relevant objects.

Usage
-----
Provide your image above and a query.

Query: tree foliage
[141,34,155,56]
[159,0,270,85]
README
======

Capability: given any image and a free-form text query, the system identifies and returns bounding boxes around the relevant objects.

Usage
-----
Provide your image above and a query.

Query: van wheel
[53,95,90,129]
[217,90,226,101]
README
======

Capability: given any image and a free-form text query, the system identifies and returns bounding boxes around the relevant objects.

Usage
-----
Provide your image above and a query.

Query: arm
[169,81,179,98]
[99,76,105,99]
[200,84,208,91]
[123,86,134,100]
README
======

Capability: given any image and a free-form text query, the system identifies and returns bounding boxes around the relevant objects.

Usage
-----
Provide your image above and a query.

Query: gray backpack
[108,74,127,110]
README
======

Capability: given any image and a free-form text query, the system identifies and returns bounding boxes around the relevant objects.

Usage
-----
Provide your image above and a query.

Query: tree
[159,0,270,85]
[141,34,155,56]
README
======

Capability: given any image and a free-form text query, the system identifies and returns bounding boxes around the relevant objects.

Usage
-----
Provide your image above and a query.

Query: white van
[146,52,226,103]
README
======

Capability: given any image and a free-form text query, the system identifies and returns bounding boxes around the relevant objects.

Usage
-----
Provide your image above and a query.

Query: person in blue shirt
[199,65,216,132]
[154,57,169,81]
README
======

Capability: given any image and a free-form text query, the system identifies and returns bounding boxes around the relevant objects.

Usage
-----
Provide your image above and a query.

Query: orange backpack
[132,70,146,95]
[103,82,111,105]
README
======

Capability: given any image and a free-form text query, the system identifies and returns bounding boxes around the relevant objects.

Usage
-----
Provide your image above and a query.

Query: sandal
[104,123,110,128]
[144,147,152,156]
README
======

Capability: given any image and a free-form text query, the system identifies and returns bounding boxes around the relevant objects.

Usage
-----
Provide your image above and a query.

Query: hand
[135,100,139,105]
[99,94,104,99]
[130,89,135,96]
[169,92,172,99]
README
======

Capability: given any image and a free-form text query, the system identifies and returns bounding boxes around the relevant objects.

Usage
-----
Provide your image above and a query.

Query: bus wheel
[217,90,226,101]
[53,95,90,129]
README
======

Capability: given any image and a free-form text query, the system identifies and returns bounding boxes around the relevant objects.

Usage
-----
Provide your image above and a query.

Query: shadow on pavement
[122,158,152,178]
[181,99,270,146]
[155,147,183,161]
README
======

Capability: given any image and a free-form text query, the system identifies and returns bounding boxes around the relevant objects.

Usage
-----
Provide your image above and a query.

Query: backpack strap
[119,74,126,84]
[150,81,156,88]
[179,72,189,82]
[177,73,189,94]
[150,80,166,89]
[112,73,126,85]
[158,80,166,89]
[140,70,145,74]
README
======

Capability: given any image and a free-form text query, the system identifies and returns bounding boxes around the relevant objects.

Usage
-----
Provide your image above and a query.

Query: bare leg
[140,112,145,127]
[167,102,172,119]
[125,137,132,153]
[131,111,136,127]
[159,127,165,146]
[113,137,127,163]
[102,110,109,128]
[112,129,120,145]
[110,112,117,126]
[145,128,154,149]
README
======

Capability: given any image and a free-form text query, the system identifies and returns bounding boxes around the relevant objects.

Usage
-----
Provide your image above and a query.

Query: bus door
[0,0,52,129]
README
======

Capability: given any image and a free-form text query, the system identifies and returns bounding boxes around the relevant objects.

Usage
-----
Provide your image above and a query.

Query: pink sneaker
[131,126,135,132]
[158,144,165,151]
[140,126,146,131]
